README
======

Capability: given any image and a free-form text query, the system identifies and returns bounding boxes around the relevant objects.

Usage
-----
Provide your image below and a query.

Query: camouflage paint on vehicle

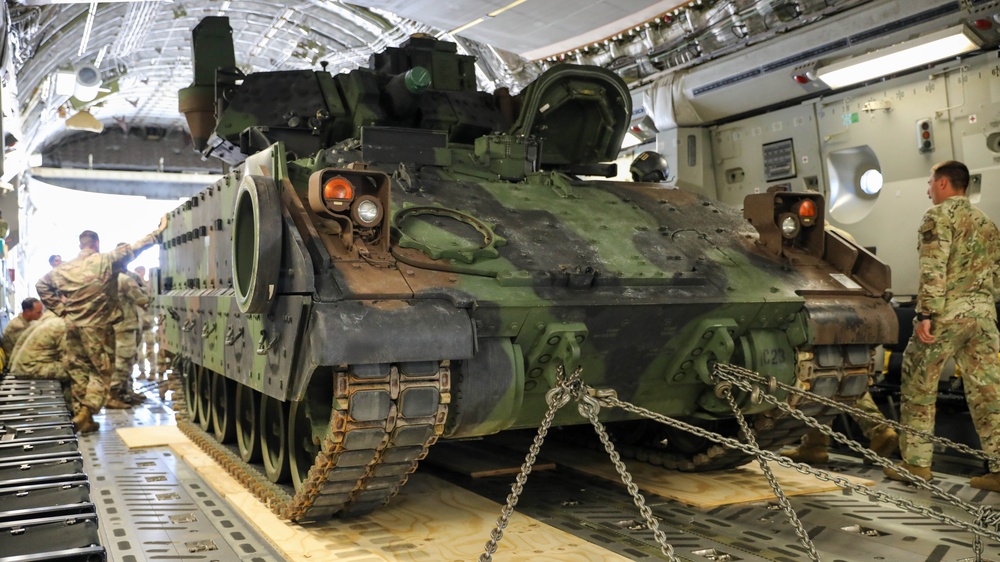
[156,16,897,520]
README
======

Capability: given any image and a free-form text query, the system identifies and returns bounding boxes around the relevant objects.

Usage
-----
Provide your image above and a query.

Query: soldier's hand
[157,214,168,234]
[916,319,936,344]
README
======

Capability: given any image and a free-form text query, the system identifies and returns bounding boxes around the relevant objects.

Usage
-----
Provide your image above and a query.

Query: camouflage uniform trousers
[16,363,73,408]
[853,391,890,439]
[139,324,155,375]
[65,323,115,413]
[113,327,139,393]
[900,316,1000,472]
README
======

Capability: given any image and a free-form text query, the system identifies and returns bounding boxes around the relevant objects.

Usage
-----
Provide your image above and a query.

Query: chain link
[712,363,999,521]
[714,362,1000,468]
[718,384,820,561]
[482,366,679,561]
[575,390,678,561]
[603,390,1000,542]
[973,505,1000,561]
[484,359,1000,559]
[480,367,570,562]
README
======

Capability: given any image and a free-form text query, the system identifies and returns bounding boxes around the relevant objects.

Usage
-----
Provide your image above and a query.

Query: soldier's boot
[71,406,100,434]
[883,462,932,482]
[863,426,899,464]
[970,472,1000,492]
[104,397,132,409]
[780,429,830,464]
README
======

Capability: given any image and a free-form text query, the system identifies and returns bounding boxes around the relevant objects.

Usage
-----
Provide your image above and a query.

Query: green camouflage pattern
[901,317,1000,471]
[117,272,149,331]
[64,322,115,412]
[917,196,1000,320]
[36,234,157,325]
[1,314,32,359]
[158,17,899,493]
[9,309,55,360]
[37,233,160,411]
[853,391,889,438]
[9,315,68,382]
[903,196,1000,472]
[113,272,149,391]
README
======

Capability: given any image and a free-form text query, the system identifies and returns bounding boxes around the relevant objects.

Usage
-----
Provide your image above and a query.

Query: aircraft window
[859,169,883,195]
[826,145,881,225]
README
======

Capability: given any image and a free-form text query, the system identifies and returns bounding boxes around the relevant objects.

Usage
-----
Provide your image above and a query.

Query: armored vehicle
[157,16,897,521]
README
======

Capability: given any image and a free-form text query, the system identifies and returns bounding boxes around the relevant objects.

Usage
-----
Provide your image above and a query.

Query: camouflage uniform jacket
[10,316,67,374]
[917,196,1000,321]
[135,275,153,330]
[117,272,149,332]
[1,315,32,359]
[36,232,158,326]
[9,310,56,360]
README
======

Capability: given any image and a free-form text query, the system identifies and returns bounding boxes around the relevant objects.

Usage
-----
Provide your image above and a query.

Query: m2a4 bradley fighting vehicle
[157,16,897,521]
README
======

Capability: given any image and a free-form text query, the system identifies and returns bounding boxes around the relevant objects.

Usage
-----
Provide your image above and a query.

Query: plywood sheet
[116,425,187,448]
[537,441,875,508]
[95,425,629,562]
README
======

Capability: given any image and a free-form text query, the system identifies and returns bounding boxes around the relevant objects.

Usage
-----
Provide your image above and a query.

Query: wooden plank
[116,425,187,448]
[224,491,389,561]
[354,473,620,561]
[537,440,875,508]
[173,441,226,470]
[102,426,630,562]
[425,440,556,477]
[191,457,247,497]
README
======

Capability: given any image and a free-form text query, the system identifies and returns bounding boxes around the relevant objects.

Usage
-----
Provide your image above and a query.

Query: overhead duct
[642,0,995,126]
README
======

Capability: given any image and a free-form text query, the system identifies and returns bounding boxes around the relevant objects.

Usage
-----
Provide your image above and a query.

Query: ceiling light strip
[815,24,982,89]
[448,0,530,36]
[77,1,97,56]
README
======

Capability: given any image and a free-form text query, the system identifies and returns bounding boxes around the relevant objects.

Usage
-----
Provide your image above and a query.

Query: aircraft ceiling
[2,0,867,179]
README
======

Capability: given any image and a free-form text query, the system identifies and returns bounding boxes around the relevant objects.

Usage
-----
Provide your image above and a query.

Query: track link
[179,360,450,522]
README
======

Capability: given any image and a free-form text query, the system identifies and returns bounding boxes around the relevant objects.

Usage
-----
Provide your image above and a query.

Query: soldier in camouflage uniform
[9,309,56,360]
[106,270,150,408]
[1,297,44,362]
[35,216,168,433]
[885,160,1000,491]
[9,315,73,413]
[133,266,156,379]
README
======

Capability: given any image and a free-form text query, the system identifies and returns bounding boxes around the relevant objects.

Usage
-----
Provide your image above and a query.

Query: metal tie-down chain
[480,365,678,562]
[483,360,1000,561]
[974,505,1000,559]
[603,381,1000,544]
[711,363,1000,503]
[713,362,1000,470]
[710,362,1000,559]
[715,381,820,560]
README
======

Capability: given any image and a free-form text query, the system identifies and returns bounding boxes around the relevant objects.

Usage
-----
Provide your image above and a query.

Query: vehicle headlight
[352,195,383,226]
[780,214,800,238]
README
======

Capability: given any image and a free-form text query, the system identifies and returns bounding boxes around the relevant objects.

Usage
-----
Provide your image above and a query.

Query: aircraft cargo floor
[78,391,1000,562]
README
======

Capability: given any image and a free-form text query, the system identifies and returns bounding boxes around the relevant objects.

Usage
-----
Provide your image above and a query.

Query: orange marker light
[798,199,817,219]
[323,176,354,200]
